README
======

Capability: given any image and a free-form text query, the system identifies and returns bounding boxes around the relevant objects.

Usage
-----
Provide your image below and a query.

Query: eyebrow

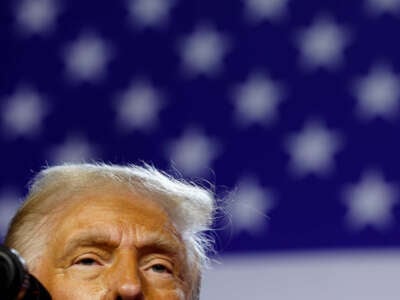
[59,227,182,260]
[59,230,118,260]
[139,231,183,256]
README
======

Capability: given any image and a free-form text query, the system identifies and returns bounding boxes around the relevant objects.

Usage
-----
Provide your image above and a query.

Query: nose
[110,251,143,300]
[117,283,142,300]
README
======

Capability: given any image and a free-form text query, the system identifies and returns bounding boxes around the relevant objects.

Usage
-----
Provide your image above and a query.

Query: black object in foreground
[0,245,51,300]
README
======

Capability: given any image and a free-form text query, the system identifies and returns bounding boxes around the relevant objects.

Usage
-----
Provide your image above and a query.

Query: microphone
[0,245,51,300]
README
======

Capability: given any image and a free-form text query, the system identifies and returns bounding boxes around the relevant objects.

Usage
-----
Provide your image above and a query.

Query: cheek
[147,288,186,300]
[30,258,53,293]
[46,273,107,300]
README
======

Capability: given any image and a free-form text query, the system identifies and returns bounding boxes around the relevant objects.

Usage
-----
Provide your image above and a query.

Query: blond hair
[5,163,215,299]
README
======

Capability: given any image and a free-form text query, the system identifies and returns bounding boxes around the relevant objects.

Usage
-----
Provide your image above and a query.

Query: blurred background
[1,0,400,298]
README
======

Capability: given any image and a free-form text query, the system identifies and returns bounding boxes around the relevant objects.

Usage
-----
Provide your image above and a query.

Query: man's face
[31,186,190,299]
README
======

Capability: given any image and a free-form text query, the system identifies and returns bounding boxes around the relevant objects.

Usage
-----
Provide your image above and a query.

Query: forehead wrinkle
[136,228,181,252]
[124,222,184,253]
[62,222,183,255]
[60,226,123,256]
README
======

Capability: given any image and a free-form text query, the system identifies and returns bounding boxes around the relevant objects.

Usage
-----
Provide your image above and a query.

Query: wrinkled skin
[31,186,190,300]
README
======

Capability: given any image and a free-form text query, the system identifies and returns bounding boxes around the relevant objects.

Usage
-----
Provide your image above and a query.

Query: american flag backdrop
[1,0,400,298]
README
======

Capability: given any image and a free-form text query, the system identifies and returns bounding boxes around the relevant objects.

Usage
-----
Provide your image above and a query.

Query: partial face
[31,186,190,299]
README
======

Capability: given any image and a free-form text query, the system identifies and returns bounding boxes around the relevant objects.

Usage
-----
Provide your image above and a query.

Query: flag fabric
[1,0,400,298]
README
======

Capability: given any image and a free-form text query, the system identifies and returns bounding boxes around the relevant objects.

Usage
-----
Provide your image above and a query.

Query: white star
[167,128,220,177]
[115,80,164,132]
[364,0,400,16]
[0,188,22,238]
[179,25,230,77]
[295,16,350,70]
[15,0,60,35]
[285,121,343,177]
[232,72,284,127]
[48,135,98,164]
[352,64,400,120]
[1,86,49,139]
[343,170,398,231]
[63,32,113,83]
[227,177,275,235]
[127,0,176,28]
[243,0,289,22]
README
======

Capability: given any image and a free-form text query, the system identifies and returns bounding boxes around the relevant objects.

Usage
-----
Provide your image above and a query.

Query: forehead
[51,186,183,249]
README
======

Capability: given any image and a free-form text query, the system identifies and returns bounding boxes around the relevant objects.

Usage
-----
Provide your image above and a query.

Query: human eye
[73,255,102,267]
[149,263,172,274]
[143,257,174,277]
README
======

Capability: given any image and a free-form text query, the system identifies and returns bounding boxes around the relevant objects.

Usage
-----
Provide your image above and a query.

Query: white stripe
[202,250,400,299]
